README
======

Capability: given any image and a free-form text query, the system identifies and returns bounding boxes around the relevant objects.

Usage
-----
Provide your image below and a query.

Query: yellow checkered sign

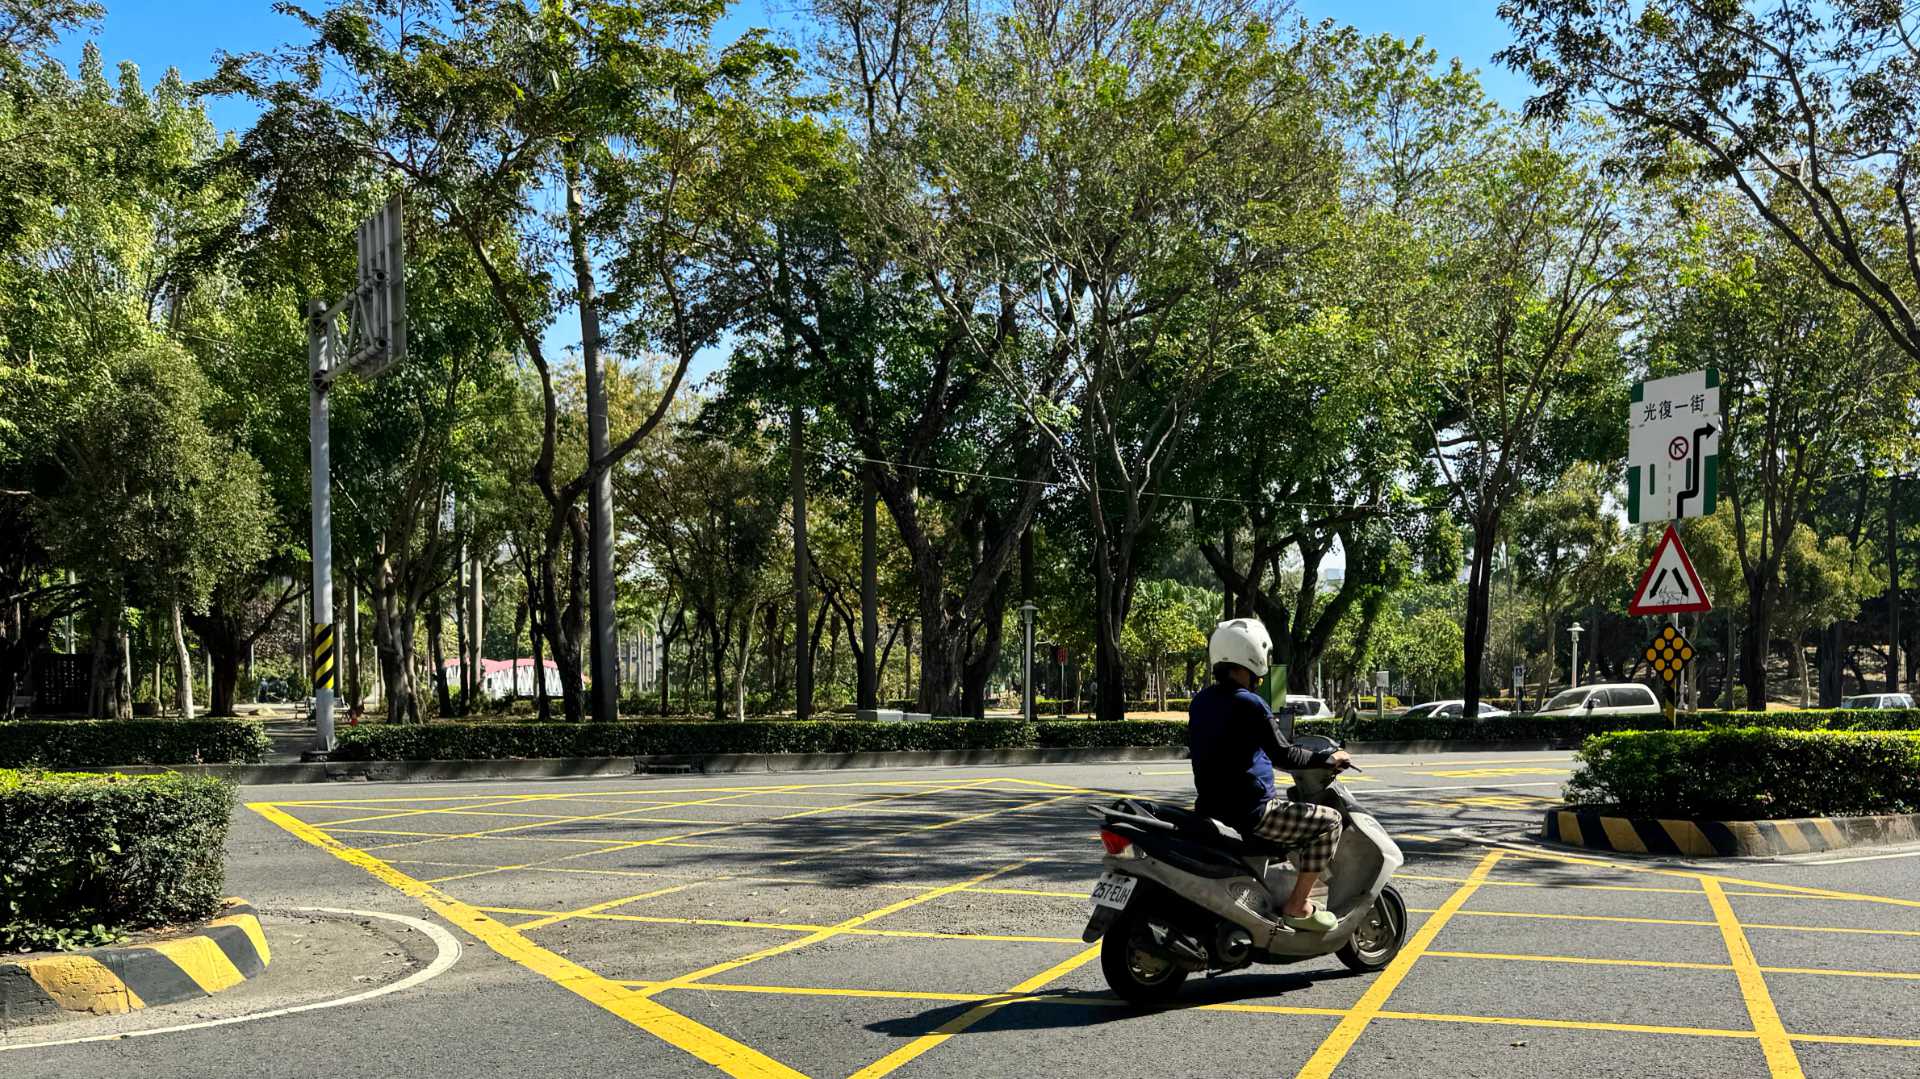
[1642,624,1694,683]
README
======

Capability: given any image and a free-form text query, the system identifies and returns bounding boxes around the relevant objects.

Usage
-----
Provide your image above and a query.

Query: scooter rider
[1188,618,1353,933]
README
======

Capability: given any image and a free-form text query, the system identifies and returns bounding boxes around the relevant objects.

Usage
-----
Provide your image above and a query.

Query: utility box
[858,709,905,723]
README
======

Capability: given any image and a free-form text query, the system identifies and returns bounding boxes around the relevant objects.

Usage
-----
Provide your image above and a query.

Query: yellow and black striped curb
[0,899,270,1020]
[1543,807,1920,857]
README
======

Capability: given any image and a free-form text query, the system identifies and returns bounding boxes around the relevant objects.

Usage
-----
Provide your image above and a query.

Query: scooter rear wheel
[1100,910,1189,1005]
[1336,884,1408,972]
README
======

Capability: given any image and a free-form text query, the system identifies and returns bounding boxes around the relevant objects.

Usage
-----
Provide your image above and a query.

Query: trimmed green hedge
[1035,720,1186,748]
[333,719,1047,760]
[0,719,271,768]
[1,770,236,951]
[1565,729,1920,820]
[331,718,1207,760]
[1308,707,1920,745]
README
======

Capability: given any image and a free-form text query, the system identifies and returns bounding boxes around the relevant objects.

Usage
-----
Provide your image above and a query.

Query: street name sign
[1628,368,1720,524]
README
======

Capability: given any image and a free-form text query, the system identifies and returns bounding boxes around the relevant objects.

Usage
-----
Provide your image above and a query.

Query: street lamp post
[1018,603,1037,722]
[1569,621,1584,689]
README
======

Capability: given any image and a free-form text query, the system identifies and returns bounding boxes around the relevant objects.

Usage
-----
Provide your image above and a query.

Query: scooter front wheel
[1336,884,1408,972]
[1100,909,1189,1005]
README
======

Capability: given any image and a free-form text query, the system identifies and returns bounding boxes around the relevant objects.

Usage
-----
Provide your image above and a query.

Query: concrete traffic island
[1542,805,1920,856]
[0,899,270,1021]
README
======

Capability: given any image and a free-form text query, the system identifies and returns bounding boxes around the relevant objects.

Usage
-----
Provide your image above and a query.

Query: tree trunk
[346,576,362,709]
[510,598,527,703]
[1741,573,1772,711]
[1818,621,1845,706]
[452,561,469,716]
[708,615,728,721]
[1461,517,1497,719]
[428,590,453,717]
[87,589,130,718]
[171,600,194,720]
[735,609,756,721]
[1890,475,1902,692]
[1795,634,1811,707]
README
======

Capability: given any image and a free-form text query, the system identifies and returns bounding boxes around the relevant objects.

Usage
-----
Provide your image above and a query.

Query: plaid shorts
[1248,798,1343,873]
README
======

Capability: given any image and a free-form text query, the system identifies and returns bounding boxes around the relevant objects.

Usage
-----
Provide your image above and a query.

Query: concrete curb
[0,899,271,1021]
[1542,806,1920,857]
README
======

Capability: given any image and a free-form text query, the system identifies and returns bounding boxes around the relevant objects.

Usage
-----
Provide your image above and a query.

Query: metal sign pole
[307,301,337,753]
[1018,603,1036,723]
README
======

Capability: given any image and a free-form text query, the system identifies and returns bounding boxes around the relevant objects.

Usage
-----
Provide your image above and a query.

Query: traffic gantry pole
[304,192,406,757]
[308,300,337,753]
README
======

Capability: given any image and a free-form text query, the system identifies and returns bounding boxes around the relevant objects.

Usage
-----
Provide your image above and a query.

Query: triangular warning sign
[1629,523,1713,616]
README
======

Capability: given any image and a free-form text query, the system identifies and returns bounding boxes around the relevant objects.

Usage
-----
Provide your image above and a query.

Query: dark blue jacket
[1188,683,1329,828]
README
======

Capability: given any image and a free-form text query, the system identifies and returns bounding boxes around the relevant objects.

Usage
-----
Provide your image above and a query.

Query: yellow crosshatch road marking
[634,856,1041,999]
[609,978,1920,1049]
[249,803,806,1079]
[1705,877,1806,1078]
[338,788,807,853]
[1294,850,1505,1079]
[251,774,1920,1079]
[1407,906,1920,937]
[847,944,1105,1079]
[1426,950,1920,982]
[481,904,1087,945]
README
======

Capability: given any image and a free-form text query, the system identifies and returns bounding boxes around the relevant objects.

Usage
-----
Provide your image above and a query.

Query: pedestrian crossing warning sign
[1628,523,1712,616]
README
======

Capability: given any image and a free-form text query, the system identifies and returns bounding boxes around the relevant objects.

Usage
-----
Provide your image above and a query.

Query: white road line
[1793,847,1920,866]
[0,906,462,1053]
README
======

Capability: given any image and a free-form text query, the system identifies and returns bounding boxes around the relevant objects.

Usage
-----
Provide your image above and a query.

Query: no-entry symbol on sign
[1668,437,1689,460]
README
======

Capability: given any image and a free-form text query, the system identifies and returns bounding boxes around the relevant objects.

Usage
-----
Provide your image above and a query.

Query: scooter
[1082,733,1410,1004]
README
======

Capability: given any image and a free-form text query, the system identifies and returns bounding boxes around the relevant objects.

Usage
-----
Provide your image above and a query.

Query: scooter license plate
[1088,871,1137,910]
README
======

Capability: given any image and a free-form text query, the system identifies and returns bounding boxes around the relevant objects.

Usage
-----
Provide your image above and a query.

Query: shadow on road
[863,967,1364,1036]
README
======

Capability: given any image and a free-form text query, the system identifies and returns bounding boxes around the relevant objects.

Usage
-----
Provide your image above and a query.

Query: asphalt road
[6,752,1918,1078]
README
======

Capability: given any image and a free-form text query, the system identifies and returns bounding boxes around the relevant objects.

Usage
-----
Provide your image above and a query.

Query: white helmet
[1209,618,1272,678]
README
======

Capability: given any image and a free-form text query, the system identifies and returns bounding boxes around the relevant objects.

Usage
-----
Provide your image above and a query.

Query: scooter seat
[1138,800,1293,858]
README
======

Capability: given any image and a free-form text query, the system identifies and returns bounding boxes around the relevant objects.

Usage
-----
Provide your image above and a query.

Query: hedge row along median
[330,718,1195,761]
[1,769,236,952]
[1315,706,1920,745]
[1564,728,1920,821]
[0,718,271,768]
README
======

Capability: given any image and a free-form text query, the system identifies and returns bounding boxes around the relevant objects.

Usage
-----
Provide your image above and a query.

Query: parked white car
[1840,693,1915,710]
[1276,696,1336,719]
[1400,699,1511,720]
[1534,683,1663,717]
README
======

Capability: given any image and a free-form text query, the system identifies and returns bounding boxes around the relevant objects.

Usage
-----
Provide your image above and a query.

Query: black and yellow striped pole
[311,622,336,694]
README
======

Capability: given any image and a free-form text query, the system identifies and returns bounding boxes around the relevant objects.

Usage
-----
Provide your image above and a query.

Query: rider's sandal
[1281,904,1339,933]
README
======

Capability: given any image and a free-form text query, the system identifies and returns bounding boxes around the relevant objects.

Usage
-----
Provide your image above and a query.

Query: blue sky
[58,1,1533,133]
[54,1,1532,382]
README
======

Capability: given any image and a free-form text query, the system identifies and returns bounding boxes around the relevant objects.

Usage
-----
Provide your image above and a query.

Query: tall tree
[223,0,823,720]
[1421,134,1632,718]
[1644,198,1915,707]
[1502,0,1920,367]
